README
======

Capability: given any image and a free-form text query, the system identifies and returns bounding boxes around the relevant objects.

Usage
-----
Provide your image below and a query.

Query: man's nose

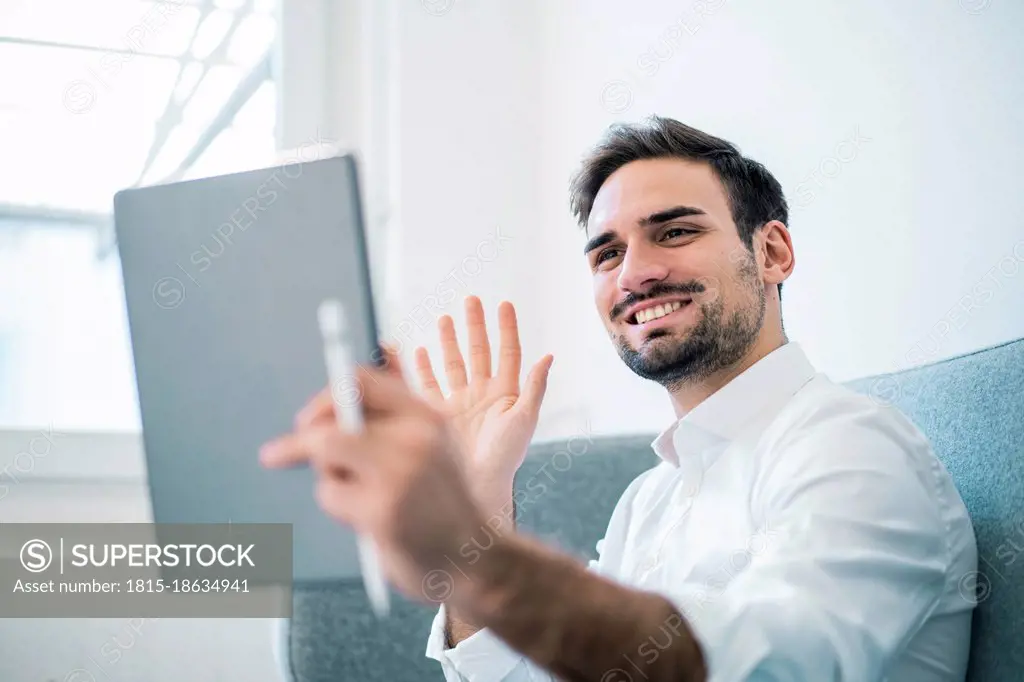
[616,242,670,292]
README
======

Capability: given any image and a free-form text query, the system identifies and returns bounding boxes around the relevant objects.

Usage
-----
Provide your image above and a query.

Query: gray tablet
[114,154,379,583]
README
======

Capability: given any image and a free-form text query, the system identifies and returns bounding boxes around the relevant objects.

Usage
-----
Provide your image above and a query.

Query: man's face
[584,158,766,389]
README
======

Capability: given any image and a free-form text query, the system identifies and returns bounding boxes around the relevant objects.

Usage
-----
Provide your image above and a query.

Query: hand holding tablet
[259,296,555,609]
[316,299,390,617]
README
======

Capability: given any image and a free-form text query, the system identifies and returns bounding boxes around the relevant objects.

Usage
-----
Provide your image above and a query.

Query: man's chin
[629,324,689,349]
[616,328,715,385]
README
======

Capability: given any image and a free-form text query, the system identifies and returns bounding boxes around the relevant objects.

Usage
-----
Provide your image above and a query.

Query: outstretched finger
[465,295,492,382]
[439,315,469,390]
[495,301,522,396]
[414,346,445,404]
[294,386,334,430]
[516,354,554,416]
[260,423,363,471]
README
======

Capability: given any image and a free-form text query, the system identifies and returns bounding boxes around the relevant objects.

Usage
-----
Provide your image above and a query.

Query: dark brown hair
[569,116,788,296]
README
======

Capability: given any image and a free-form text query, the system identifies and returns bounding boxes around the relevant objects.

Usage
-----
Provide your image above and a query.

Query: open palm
[414,297,553,493]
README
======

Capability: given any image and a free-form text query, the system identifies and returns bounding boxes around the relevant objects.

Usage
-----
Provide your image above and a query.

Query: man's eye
[661,227,693,240]
[596,248,620,264]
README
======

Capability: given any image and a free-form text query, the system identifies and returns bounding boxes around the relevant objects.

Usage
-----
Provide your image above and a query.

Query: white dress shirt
[424,342,977,681]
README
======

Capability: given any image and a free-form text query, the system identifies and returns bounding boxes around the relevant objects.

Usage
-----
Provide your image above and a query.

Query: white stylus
[317,299,390,617]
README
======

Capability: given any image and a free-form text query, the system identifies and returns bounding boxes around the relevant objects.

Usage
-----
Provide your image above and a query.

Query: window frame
[0,0,394,485]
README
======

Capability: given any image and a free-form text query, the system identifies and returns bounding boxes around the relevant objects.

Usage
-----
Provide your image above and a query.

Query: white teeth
[635,300,686,324]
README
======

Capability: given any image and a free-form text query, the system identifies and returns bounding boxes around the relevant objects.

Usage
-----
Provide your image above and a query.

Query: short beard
[613,250,766,391]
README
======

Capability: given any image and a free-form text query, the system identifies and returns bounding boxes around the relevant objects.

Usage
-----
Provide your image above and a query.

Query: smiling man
[262,116,977,681]
[583,158,778,402]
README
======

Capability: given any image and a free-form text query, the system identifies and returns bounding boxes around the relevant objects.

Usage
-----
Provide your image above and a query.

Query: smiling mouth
[628,300,691,325]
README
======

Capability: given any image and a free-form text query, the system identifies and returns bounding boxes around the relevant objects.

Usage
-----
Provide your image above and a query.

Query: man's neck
[668,333,788,416]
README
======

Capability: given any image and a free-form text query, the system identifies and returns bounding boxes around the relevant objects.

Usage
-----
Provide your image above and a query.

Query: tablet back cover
[114,155,378,583]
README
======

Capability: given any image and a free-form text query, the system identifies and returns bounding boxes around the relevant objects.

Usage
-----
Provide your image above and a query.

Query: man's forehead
[587,158,725,231]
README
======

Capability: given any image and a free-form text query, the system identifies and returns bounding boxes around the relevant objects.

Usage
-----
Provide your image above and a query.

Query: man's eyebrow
[638,205,707,227]
[583,231,616,256]
[583,205,708,256]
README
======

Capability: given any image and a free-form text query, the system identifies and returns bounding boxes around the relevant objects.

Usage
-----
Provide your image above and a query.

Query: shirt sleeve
[423,467,654,681]
[424,557,607,681]
[668,416,951,681]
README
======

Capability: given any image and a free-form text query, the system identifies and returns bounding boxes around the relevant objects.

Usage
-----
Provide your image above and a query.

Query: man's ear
[759,220,794,289]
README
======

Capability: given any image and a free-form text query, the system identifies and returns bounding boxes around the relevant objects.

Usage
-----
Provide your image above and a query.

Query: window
[0,0,279,431]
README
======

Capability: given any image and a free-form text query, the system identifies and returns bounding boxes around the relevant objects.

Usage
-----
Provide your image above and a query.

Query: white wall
[383,0,552,420]
[529,0,1024,436]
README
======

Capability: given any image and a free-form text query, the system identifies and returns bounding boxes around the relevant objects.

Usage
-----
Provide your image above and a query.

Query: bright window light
[0,0,202,56]
[226,12,276,66]
[0,0,279,430]
[190,8,235,60]
[173,60,206,103]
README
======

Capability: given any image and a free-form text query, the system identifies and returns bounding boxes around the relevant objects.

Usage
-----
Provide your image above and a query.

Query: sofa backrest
[846,338,1024,682]
[284,338,1023,682]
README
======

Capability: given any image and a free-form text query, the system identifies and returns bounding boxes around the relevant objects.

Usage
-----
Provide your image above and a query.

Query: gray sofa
[280,338,1024,682]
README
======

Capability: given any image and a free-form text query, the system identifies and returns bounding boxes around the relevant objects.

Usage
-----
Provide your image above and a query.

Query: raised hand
[259,296,553,605]
[414,296,553,512]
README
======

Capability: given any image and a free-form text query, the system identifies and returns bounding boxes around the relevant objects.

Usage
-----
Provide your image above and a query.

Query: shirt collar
[651,342,817,467]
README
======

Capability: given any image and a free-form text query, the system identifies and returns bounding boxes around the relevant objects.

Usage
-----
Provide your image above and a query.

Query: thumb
[516,354,553,415]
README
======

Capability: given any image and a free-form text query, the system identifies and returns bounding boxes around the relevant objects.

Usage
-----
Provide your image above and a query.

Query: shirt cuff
[425,603,528,681]
[272,617,294,682]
